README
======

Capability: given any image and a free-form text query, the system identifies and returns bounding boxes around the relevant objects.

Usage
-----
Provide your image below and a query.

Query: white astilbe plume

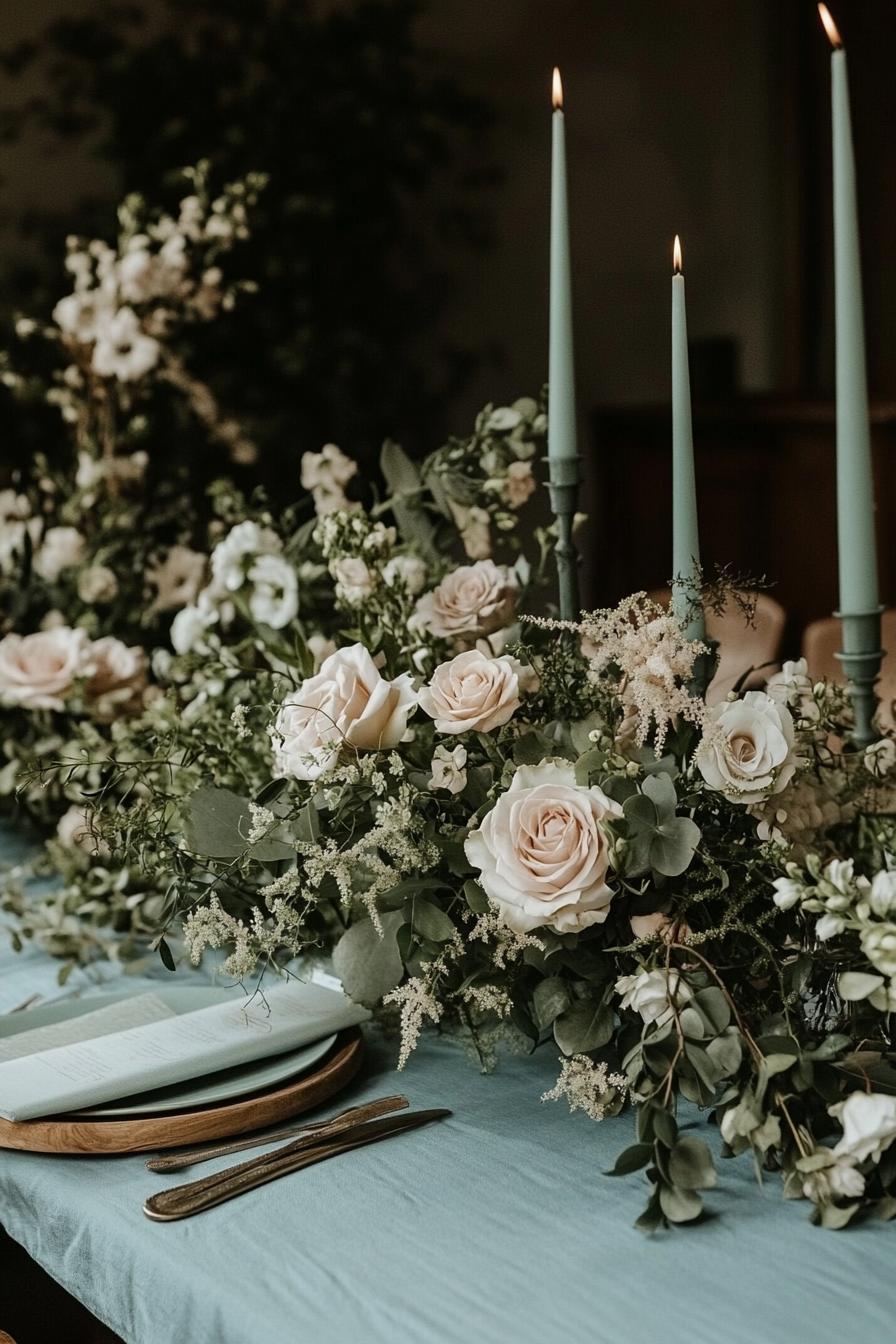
[541,1054,628,1122]
[532,594,707,753]
[384,967,445,1069]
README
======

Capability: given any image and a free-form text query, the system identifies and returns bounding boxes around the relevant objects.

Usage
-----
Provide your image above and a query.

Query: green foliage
[332,911,405,1008]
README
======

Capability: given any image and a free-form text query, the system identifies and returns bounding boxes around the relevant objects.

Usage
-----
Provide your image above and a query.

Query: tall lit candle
[819,4,883,744]
[548,66,580,621]
[671,235,704,641]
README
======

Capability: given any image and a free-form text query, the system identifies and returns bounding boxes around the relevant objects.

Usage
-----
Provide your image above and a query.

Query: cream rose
[86,637,147,716]
[464,759,621,934]
[419,649,535,735]
[273,643,417,781]
[696,691,798,804]
[412,560,518,643]
[0,627,91,710]
[831,1091,896,1165]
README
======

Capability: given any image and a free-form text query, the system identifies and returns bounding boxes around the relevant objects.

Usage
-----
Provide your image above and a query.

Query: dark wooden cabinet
[588,397,896,648]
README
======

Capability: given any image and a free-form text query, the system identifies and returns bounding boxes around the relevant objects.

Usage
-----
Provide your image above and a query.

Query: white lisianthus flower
[33,526,85,581]
[860,924,896,979]
[77,564,118,604]
[771,876,804,911]
[330,556,374,605]
[210,520,281,593]
[419,649,536,735]
[170,600,219,655]
[412,560,518,644]
[766,658,815,710]
[382,554,427,596]
[91,307,160,382]
[272,643,417,781]
[615,968,693,1027]
[0,515,42,577]
[248,554,298,629]
[696,691,799,804]
[486,406,522,432]
[0,626,92,710]
[301,443,358,516]
[148,545,207,613]
[53,291,114,343]
[831,1091,896,1164]
[464,759,622,934]
[428,744,467,795]
[869,870,896,917]
[864,737,896,779]
[56,804,109,857]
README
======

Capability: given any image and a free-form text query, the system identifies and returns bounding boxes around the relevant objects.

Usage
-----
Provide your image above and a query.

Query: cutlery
[143,1107,451,1221]
[145,1094,409,1173]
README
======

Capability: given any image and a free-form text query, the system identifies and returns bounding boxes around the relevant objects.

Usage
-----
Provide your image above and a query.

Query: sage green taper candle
[671,235,704,642]
[819,4,883,746]
[548,66,580,622]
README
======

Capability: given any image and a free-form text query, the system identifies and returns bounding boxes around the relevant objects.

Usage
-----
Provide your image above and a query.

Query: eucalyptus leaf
[658,1182,703,1223]
[332,910,404,1007]
[553,999,613,1055]
[668,1138,717,1191]
[605,1143,653,1176]
[183,786,294,862]
[534,977,572,1029]
[404,894,457,944]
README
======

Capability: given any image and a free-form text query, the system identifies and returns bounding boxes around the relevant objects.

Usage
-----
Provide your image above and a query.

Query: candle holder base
[834,606,885,749]
[544,455,582,623]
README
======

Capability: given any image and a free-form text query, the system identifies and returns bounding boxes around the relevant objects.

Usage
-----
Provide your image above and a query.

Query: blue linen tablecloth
[2,826,895,1344]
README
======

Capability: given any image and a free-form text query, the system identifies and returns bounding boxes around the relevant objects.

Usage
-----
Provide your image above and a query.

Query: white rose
[428,744,467,795]
[464,759,622,934]
[331,556,374,605]
[272,643,417,781]
[419,649,535,735]
[77,564,118,604]
[248,554,298,629]
[412,560,518,643]
[210,520,281,593]
[171,601,218,655]
[33,526,85,581]
[382,554,427,596]
[0,626,92,710]
[615,968,693,1026]
[831,1091,896,1165]
[696,691,799,804]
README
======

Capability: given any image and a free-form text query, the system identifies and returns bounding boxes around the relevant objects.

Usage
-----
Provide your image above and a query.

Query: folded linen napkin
[0,981,368,1122]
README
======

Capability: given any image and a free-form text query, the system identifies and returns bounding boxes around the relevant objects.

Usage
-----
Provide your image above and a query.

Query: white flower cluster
[50,172,263,397]
[426,397,544,560]
[541,1054,628,1123]
[313,508,407,608]
[170,518,299,652]
[773,857,896,1011]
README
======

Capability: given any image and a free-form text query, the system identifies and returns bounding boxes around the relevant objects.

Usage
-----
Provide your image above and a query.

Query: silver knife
[143,1108,452,1221]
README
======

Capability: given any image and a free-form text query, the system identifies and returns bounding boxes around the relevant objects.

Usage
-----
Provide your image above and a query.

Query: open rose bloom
[465,759,622,934]
[419,649,536,735]
[0,627,92,711]
[412,559,518,644]
[273,643,417,781]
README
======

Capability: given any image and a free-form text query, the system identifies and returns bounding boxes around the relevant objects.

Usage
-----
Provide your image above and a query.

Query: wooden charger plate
[0,1028,363,1155]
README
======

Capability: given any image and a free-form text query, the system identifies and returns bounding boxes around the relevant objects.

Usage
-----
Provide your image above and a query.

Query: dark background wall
[0,0,894,620]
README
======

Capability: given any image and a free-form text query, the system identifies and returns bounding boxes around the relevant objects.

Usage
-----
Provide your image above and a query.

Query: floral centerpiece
[25,416,896,1235]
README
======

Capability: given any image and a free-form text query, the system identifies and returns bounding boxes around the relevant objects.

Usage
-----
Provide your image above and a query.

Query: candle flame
[552,67,563,110]
[673,235,682,274]
[818,3,842,48]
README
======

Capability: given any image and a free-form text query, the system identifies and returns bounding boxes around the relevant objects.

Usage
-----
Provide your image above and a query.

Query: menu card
[0,981,369,1122]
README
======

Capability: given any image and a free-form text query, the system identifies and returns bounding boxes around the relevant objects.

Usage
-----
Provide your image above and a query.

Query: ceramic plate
[1,986,338,1117]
